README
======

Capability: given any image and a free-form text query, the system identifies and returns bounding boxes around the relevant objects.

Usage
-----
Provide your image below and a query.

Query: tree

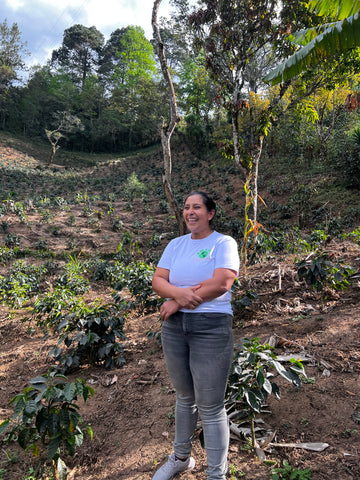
[51,25,104,91]
[18,66,79,137]
[76,75,107,152]
[45,111,83,164]
[178,51,218,152]
[100,26,158,150]
[152,0,185,236]
[307,87,348,163]
[154,4,219,153]
[0,19,29,90]
[100,26,156,89]
[264,0,360,85]
[0,19,29,129]
[189,0,295,265]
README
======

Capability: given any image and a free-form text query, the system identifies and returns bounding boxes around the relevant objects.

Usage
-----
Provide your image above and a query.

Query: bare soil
[0,137,360,480]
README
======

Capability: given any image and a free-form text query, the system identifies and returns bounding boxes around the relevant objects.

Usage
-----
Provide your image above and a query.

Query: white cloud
[4,0,25,10]
[0,0,177,68]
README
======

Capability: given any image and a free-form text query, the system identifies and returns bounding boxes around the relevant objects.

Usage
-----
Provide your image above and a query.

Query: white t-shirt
[157,231,240,315]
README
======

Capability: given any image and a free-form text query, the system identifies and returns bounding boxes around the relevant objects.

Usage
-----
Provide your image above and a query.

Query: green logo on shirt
[197,249,210,259]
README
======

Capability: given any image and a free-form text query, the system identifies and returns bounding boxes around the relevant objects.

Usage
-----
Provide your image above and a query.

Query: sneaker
[152,453,195,480]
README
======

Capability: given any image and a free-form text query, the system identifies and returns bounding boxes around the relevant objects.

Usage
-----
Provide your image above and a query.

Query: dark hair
[185,191,216,224]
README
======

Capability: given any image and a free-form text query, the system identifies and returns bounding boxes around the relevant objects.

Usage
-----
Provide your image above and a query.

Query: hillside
[0,134,359,480]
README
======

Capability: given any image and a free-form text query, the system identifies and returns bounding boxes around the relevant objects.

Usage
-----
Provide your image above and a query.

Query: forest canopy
[0,0,359,190]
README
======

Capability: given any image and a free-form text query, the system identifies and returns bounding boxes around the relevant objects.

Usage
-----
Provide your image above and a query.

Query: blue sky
[1,0,173,67]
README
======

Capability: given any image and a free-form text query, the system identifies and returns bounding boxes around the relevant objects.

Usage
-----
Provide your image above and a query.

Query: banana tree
[264,0,360,85]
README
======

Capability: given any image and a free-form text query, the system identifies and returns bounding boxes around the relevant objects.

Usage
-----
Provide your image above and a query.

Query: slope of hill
[0,134,359,480]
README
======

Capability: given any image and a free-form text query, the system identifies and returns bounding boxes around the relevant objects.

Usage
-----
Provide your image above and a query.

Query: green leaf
[29,376,48,386]
[57,315,69,329]
[65,438,76,457]
[58,409,70,430]
[86,424,93,440]
[244,390,261,413]
[279,370,302,388]
[264,12,360,85]
[256,369,265,388]
[74,430,84,447]
[12,396,26,417]
[262,377,272,395]
[289,359,306,376]
[47,435,61,460]
[47,413,60,436]
[35,408,47,434]
[18,428,31,450]
[23,400,38,417]
[271,382,281,400]
[63,382,77,402]
[69,409,81,428]
[271,359,286,375]
[0,419,10,435]
[309,0,360,20]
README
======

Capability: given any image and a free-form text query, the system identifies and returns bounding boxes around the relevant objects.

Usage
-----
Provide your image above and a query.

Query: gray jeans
[161,311,234,480]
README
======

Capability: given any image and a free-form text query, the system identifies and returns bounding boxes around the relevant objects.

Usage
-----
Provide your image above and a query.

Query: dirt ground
[0,138,360,480]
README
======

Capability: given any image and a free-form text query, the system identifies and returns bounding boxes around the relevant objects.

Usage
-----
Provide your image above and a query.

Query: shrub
[111,217,123,232]
[51,299,127,371]
[31,293,127,371]
[296,253,355,291]
[122,172,147,200]
[0,246,18,264]
[226,338,305,448]
[332,127,360,189]
[112,261,159,312]
[271,460,312,480]
[31,287,77,335]
[3,233,20,247]
[54,273,89,295]
[0,261,47,308]
[232,290,258,312]
[343,228,360,245]
[0,369,93,480]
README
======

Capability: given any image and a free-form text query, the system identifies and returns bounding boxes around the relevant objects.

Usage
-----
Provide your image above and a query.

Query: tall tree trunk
[152,0,185,236]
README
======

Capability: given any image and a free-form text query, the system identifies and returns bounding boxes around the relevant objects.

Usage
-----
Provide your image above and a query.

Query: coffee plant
[226,338,305,448]
[54,272,89,295]
[0,220,9,232]
[30,287,77,335]
[3,233,20,247]
[0,246,18,264]
[343,228,360,245]
[0,369,93,480]
[0,261,47,308]
[271,460,312,480]
[122,172,147,200]
[296,253,355,291]
[232,290,258,313]
[112,261,159,312]
[31,291,127,371]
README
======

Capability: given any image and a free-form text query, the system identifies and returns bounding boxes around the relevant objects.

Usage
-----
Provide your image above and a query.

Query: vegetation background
[0,0,360,479]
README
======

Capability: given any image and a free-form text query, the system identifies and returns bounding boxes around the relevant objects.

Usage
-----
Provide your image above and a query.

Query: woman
[152,191,240,480]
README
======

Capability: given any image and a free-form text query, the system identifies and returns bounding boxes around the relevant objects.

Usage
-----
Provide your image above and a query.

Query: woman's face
[183,194,215,239]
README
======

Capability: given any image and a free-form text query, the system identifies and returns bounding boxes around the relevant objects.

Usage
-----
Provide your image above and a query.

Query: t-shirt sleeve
[214,236,240,274]
[157,239,175,271]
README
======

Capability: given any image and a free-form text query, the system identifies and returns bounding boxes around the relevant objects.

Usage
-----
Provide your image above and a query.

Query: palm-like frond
[309,0,360,20]
[264,11,360,85]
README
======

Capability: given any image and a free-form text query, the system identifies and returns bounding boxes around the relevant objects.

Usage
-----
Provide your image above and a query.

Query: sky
[1,0,174,68]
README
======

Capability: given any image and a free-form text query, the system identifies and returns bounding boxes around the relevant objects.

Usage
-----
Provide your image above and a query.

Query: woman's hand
[160,285,202,321]
[173,286,202,310]
[160,299,180,322]
[152,268,203,312]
